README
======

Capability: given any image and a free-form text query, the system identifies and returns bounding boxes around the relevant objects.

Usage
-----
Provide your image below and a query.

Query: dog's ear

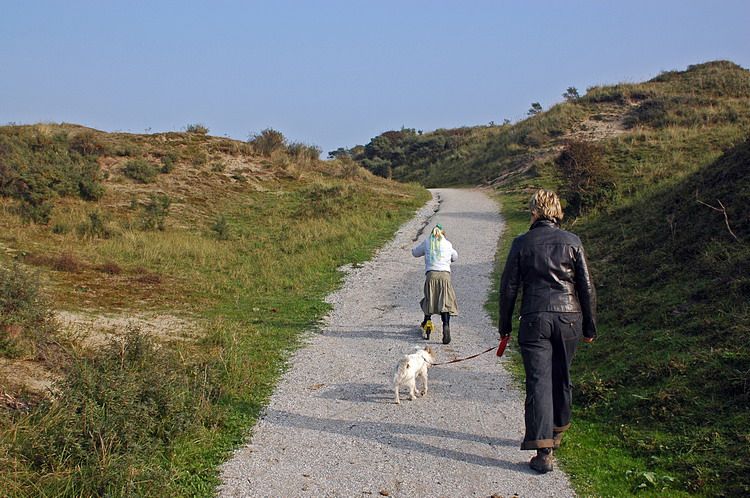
[426,346,434,355]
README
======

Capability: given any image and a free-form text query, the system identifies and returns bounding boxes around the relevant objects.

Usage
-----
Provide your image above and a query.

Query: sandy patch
[0,357,59,406]
[56,310,202,348]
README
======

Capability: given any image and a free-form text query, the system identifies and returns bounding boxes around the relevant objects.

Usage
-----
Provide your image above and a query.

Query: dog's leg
[408,377,417,400]
[419,370,429,396]
[394,384,401,404]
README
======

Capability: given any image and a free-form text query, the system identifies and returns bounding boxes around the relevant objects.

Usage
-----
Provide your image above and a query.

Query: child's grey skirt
[420,270,459,315]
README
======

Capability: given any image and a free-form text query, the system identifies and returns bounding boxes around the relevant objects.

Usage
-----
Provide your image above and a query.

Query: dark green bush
[0,126,105,215]
[556,140,616,218]
[78,175,105,201]
[563,86,580,102]
[122,159,159,183]
[527,102,543,115]
[361,157,392,178]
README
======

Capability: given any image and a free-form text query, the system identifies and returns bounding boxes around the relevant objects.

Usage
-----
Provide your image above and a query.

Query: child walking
[412,224,459,344]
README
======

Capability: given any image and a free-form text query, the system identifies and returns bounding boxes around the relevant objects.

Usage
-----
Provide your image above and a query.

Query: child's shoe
[421,320,433,340]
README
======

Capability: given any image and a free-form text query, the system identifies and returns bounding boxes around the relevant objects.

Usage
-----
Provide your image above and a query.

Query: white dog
[393,346,435,404]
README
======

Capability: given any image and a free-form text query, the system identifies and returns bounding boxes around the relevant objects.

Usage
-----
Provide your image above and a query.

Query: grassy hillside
[0,123,428,496]
[348,60,750,496]
[571,137,749,496]
[348,60,749,191]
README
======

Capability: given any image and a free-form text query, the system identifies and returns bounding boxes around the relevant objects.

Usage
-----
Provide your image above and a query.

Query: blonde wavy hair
[529,189,563,222]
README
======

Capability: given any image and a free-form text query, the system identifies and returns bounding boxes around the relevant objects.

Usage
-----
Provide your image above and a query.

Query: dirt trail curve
[219,188,575,497]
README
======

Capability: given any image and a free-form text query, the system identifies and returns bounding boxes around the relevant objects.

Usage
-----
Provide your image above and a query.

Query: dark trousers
[518,311,581,450]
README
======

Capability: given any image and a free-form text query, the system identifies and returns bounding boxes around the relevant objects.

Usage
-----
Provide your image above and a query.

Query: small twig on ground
[696,198,739,241]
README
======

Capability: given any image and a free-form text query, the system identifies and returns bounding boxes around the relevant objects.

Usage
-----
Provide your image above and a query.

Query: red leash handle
[496,335,510,357]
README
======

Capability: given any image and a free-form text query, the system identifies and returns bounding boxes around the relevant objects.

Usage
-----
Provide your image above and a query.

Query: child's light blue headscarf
[429,224,444,261]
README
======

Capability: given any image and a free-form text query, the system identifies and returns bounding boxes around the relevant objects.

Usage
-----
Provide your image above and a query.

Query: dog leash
[428,337,510,366]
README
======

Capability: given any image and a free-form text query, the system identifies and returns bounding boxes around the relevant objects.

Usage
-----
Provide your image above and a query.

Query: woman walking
[499,189,597,474]
[412,223,459,344]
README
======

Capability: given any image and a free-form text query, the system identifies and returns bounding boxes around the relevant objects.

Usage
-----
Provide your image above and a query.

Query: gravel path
[218,188,575,498]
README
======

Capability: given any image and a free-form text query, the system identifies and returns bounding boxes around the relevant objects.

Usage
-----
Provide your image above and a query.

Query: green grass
[484,137,750,495]
[567,141,750,496]
[350,60,750,195]
[484,191,530,382]
[1,181,429,495]
[0,124,430,496]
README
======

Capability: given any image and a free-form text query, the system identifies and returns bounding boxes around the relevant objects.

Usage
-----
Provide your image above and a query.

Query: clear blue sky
[2,1,749,155]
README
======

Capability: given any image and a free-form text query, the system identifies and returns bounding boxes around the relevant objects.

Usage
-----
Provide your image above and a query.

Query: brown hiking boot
[529,448,553,473]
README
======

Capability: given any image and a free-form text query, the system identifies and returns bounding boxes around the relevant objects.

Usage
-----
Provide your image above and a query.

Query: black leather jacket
[499,219,597,338]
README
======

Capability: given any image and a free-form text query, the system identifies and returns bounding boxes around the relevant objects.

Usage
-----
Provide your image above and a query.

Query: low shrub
[361,157,392,178]
[113,144,141,157]
[77,210,115,239]
[51,253,83,272]
[50,222,70,234]
[7,328,210,495]
[249,128,286,156]
[185,123,209,134]
[134,272,162,285]
[556,140,616,218]
[211,215,231,240]
[184,146,208,167]
[159,151,179,173]
[0,126,105,219]
[15,199,53,225]
[519,129,546,147]
[68,131,106,156]
[139,194,170,231]
[0,264,55,358]
[123,159,159,183]
[334,157,368,179]
[77,175,105,201]
[287,142,321,162]
[96,261,123,275]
